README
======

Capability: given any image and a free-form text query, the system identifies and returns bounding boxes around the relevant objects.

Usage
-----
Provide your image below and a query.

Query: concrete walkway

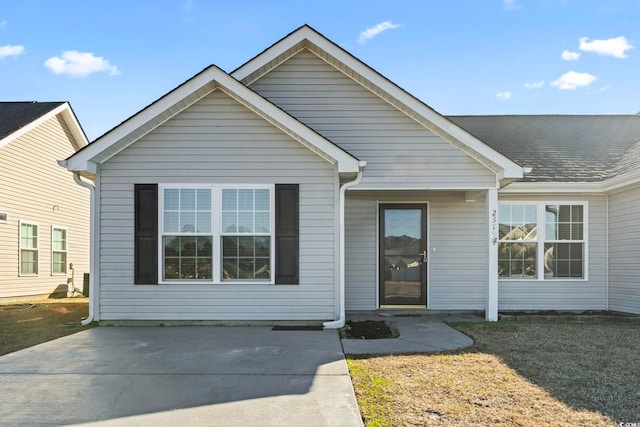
[0,326,363,427]
[341,313,478,355]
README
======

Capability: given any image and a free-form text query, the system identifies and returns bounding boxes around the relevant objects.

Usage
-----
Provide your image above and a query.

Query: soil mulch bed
[0,298,93,356]
[342,320,396,339]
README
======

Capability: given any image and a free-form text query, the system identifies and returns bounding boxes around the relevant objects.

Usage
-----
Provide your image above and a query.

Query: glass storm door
[379,204,427,306]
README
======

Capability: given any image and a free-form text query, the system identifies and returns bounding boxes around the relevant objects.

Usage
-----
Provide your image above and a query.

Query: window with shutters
[159,185,274,283]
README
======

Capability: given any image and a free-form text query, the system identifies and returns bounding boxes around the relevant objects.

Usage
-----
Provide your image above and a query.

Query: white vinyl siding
[249,50,496,190]
[498,194,607,310]
[609,186,640,314]
[98,89,338,321]
[0,115,90,300]
[345,191,489,311]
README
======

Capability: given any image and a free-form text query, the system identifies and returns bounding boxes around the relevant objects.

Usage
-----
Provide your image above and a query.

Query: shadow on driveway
[0,326,362,427]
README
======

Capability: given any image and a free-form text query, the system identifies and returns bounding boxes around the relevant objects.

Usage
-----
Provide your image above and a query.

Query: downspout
[72,172,96,326]
[323,163,365,329]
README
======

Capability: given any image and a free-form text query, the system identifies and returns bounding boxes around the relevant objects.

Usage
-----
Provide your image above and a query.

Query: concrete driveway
[0,326,363,427]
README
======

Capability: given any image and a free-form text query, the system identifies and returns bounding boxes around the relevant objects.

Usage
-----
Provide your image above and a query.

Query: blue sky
[1,0,638,140]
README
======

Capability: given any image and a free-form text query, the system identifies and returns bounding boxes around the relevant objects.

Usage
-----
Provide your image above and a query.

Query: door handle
[420,251,427,261]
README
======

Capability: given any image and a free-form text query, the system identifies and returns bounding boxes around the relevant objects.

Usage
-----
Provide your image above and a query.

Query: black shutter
[275,184,299,284]
[134,184,158,284]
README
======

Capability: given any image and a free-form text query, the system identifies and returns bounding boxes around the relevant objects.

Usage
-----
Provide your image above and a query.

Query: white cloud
[524,80,544,89]
[561,50,580,61]
[502,0,522,10]
[551,71,597,90]
[0,44,24,58]
[44,50,120,77]
[358,21,401,44]
[578,36,633,59]
[496,91,512,101]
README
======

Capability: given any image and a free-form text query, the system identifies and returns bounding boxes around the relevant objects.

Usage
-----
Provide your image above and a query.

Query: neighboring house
[0,102,90,301]
[63,26,640,325]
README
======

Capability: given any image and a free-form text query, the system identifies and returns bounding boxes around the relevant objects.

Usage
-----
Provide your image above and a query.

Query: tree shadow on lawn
[451,321,640,424]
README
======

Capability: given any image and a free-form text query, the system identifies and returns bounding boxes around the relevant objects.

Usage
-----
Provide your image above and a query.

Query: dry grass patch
[0,298,93,356]
[348,321,640,426]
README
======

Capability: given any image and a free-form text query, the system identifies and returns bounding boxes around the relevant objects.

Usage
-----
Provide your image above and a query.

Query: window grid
[52,226,67,275]
[19,221,38,276]
[498,203,587,280]
[159,185,274,283]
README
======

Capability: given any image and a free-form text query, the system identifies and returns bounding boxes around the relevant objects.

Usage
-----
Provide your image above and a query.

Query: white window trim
[19,220,39,277]
[498,201,588,281]
[158,184,275,285]
[51,225,68,276]
[0,211,8,223]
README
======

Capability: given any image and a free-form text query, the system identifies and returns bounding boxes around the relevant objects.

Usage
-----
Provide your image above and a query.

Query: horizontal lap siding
[249,50,495,189]
[0,116,90,300]
[344,191,488,310]
[98,90,338,321]
[609,187,640,314]
[498,194,607,310]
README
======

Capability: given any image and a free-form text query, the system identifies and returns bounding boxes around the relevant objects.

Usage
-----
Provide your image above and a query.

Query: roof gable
[0,102,88,151]
[231,25,524,182]
[65,65,361,176]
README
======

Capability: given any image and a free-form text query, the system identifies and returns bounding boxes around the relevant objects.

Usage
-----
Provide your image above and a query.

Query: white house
[63,26,640,326]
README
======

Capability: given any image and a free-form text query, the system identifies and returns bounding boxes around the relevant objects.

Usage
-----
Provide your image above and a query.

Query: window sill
[158,281,274,285]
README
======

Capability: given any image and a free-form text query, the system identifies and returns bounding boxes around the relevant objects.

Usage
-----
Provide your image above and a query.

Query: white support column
[486,188,499,321]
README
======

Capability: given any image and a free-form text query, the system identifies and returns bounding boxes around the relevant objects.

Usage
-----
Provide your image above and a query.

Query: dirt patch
[0,298,93,356]
[342,320,397,339]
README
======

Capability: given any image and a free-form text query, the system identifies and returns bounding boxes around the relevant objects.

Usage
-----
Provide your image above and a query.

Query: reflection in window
[498,204,537,278]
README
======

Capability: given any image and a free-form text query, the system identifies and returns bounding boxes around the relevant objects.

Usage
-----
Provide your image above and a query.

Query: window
[160,185,273,283]
[498,203,586,280]
[52,227,68,275]
[19,221,38,275]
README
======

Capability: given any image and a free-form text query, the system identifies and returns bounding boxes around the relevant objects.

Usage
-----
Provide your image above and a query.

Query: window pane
[20,250,38,274]
[52,252,67,274]
[255,212,270,233]
[180,189,196,210]
[498,242,536,278]
[222,189,236,210]
[222,236,270,281]
[163,236,212,280]
[222,212,236,233]
[53,228,66,251]
[499,205,537,241]
[255,190,269,210]
[571,223,584,240]
[572,205,584,222]
[197,189,211,210]
[238,212,253,233]
[164,212,179,233]
[544,243,583,278]
[238,189,253,210]
[164,189,179,210]
[196,212,211,233]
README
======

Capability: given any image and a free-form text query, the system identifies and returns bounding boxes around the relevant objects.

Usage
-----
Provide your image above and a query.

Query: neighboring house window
[0,212,7,223]
[19,221,38,275]
[498,203,586,280]
[52,226,68,275]
[160,185,274,283]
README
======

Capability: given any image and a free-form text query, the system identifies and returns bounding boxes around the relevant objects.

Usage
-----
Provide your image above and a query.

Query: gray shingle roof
[0,102,65,142]
[448,115,640,182]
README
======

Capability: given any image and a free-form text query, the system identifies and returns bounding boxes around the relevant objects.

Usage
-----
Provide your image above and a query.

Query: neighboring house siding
[609,186,640,314]
[249,50,496,190]
[497,194,607,310]
[345,191,488,310]
[97,89,338,321]
[0,116,90,300]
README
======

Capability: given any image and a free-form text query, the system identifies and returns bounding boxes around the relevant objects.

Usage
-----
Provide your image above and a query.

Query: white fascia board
[66,64,359,174]
[0,102,88,150]
[499,181,605,194]
[602,169,640,193]
[232,26,524,179]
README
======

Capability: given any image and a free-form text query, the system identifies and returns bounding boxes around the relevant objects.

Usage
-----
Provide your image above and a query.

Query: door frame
[377,201,430,308]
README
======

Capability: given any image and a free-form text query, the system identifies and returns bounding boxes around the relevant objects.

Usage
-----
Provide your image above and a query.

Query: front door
[379,204,427,307]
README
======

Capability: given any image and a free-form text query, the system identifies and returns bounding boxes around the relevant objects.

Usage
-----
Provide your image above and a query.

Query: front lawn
[0,298,93,356]
[347,321,640,426]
